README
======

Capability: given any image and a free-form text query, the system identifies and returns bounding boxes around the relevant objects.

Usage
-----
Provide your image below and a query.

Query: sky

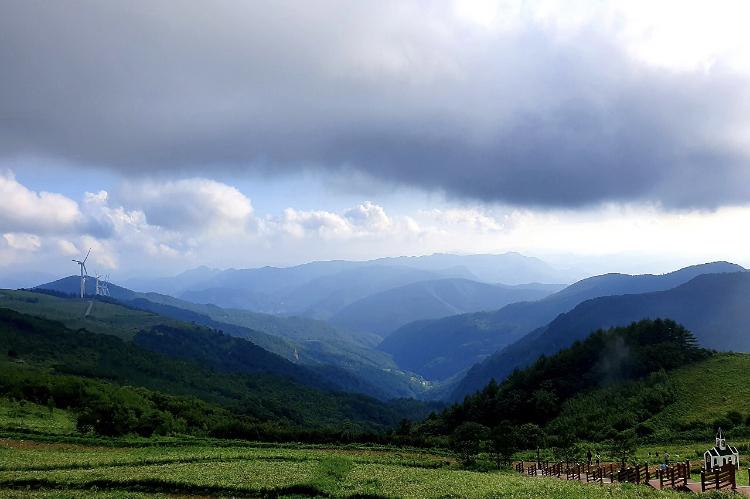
[2,0,750,283]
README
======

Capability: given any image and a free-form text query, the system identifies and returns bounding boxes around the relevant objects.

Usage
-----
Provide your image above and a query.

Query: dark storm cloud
[1,0,749,208]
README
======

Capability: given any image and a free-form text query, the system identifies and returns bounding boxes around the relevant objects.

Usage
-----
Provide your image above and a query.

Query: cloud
[2,233,41,252]
[421,208,503,233]
[344,202,392,231]
[117,178,255,233]
[0,170,81,233]
[2,1,750,208]
[271,201,418,242]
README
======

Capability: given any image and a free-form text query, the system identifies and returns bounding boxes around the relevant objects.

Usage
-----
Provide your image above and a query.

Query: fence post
[670,465,675,488]
[700,469,706,492]
[715,467,720,490]
[684,461,689,487]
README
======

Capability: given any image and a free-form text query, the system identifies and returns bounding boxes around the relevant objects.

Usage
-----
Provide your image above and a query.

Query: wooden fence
[700,463,736,492]
[542,462,562,477]
[565,463,582,481]
[615,463,650,484]
[658,461,690,489]
[586,465,605,484]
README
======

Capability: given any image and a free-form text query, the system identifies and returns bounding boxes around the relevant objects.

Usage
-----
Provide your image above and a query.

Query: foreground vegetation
[0,435,710,498]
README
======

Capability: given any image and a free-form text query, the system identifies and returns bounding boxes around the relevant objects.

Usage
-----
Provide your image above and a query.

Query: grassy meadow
[0,436,709,498]
[0,399,730,498]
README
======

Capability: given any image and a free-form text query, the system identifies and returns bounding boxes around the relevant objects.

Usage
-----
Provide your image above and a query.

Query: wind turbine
[94,272,111,297]
[72,249,90,299]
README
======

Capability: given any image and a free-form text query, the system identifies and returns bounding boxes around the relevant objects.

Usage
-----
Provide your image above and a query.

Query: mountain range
[380,261,744,382]
[329,279,564,336]
[121,253,577,322]
[28,279,425,400]
[22,256,750,408]
[454,268,750,400]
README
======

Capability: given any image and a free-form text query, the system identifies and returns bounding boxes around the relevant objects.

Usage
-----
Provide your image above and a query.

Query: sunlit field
[0,436,710,498]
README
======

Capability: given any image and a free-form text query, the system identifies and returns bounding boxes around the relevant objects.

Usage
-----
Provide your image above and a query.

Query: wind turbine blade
[83,248,91,264]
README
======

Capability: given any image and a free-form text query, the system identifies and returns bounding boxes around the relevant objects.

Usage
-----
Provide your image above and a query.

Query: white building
[704,428,739,470]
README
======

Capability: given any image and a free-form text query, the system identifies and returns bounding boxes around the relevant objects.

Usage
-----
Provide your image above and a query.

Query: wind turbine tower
[94,272,111,297]
[72,249,90,299]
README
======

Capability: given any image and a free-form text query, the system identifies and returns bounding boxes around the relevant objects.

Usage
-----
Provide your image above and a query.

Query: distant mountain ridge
[380,261,744,383]
[454,269,750,400]
[124,253,578,319]
[330,278,564,336]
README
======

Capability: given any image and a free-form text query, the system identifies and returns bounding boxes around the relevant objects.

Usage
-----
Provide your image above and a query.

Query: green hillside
[0,397,76,435]
[25,285,431,399]
[2,289,431,399]
[542,352,750,446]
[0,306,438,439]
[413,319,750,459]
[648,353,750,439]
[0,289,180,341]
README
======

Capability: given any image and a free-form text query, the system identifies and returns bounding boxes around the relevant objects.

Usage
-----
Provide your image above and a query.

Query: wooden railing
[586,465,605,484]
[542,462,562,477]
[526,463,537,476]
[658,461,690,489]
[566,463,582,481]
[515,461,524,473]
[701,463,736,492]
[615,463,650,484]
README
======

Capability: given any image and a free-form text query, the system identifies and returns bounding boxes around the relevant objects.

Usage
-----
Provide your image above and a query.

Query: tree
[451,422,489,466]
[489,422,518,468]
[396,418,412,436]
[517,423,544,451]
[610,429,637,468]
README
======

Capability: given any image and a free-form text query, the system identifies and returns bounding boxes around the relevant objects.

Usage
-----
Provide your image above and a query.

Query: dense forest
[0,307,437,442]
[406,320,725,461]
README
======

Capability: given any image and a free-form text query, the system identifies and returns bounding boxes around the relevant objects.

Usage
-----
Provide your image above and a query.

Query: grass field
[0,399,75,436]
[0,437,713,498]
[650,353,750,432]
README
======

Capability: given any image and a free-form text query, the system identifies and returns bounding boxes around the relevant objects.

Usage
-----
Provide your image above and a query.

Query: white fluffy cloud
[0,170,81,233]
[344,201,392,231]
[4,170,750,279]
[118,178,255,233]
[2,233,41,251]
[272,201,414,241]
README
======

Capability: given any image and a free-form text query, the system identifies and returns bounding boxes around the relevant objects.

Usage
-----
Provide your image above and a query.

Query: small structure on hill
[704,428,739,470]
